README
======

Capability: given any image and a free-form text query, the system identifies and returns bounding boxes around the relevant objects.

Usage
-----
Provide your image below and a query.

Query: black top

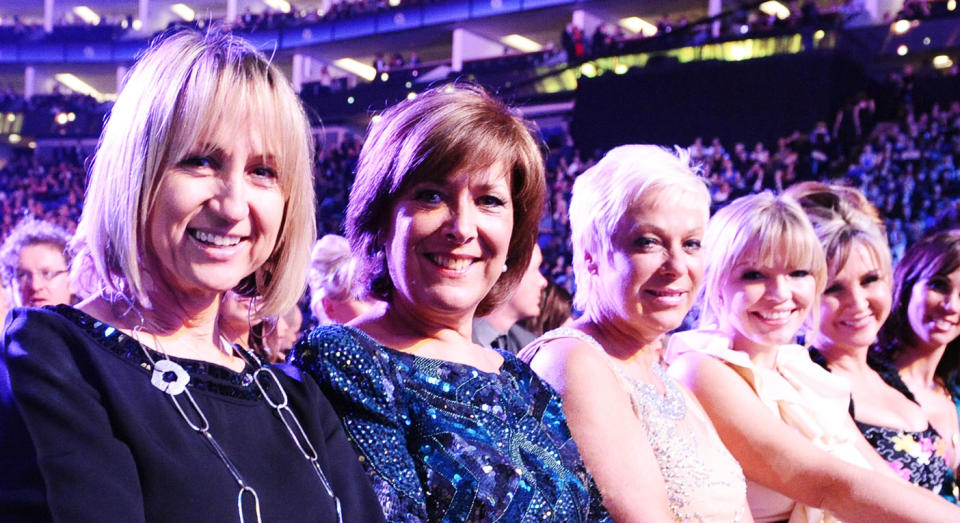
[0,305,384,522]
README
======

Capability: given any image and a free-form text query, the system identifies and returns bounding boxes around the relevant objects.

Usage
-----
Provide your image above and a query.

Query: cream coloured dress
[666,329,873,523]
[520,327,749,522]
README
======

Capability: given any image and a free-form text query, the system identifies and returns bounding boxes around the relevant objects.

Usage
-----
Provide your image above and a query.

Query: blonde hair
[308,234,365,324]
[568,145,709,312]
[699,192,827,333]
[785,183,892,284]
[71,30,315,317]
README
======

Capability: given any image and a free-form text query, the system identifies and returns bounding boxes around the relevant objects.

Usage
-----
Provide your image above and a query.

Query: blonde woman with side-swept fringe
[0,29,383,522]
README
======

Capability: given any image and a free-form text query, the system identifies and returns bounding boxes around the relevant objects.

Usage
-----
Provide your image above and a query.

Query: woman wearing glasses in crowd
[0,30,382,522]
[291,85,610,521]
[0,216,74,308]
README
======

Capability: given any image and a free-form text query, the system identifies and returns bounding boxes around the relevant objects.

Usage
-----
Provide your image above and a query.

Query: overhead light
[370,114,382,124]
[897,44,909,56]
[132,19,143,30]
[406,92,417,101]
[380,72,389,82]
[759,1,791,20]
[501,34,542,53]
[170,3,195,22]
[8,134,21,144]
[891,19,912,35]
[729,43,749,61]
[933,55,954,69]
[620,17,657,37]
[264,0,292,13]
[949,0,956,11]
[388,0,401,6]
[73,6,101,25]
[332,58,376,82]
[814,29,825,41]
[54,73,107,102]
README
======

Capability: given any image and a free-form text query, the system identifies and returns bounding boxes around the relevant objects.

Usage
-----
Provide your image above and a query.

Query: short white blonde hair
[568,144,710,312]
[72,30,315,317]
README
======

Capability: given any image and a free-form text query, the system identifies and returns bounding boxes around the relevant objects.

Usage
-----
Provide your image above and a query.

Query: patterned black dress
[810,347,958,502]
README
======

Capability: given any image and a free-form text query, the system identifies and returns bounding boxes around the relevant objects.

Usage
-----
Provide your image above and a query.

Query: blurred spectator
[0,216,74,308]
[308,234,380,325]
[517,279,574,337]
[473,245,547,354]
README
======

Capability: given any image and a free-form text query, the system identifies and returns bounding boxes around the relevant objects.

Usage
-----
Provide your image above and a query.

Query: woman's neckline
[342,324,506,376]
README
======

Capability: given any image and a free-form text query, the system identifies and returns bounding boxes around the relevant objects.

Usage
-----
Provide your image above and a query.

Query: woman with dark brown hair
[877,230,960,485]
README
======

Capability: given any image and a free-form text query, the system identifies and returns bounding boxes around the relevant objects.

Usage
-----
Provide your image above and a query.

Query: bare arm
[529,339,675,522]
[670,351,960,522]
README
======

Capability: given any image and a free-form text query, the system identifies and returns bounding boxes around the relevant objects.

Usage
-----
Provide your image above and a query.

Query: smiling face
[720,250,817,356]
[817,243,891,352]
[591,192,706,339]
[145,114,285,303]
[906,267,960,352]
[383,163,513,322]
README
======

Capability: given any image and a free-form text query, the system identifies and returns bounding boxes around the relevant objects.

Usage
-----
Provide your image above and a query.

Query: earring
[502,264,508,273]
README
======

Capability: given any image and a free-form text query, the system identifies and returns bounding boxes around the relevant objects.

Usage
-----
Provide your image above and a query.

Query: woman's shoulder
[516,327,622,398]
[519,327,607,366]
[292,324,385,370]
[3,305,100,356]
[665,329,747,367]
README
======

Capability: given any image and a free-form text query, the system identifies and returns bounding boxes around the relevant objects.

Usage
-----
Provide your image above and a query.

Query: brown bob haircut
[346,84,545,316]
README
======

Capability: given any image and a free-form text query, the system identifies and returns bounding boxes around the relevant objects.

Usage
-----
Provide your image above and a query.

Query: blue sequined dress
[290,324,611,522]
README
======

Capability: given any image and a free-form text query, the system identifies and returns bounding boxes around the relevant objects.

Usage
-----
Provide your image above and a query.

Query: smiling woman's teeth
[430,254,472,271]
[191,230,241,247]
[756,310,792,321]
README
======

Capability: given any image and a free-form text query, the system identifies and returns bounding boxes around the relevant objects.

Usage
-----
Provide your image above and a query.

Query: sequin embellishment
[533,328,747,522]
[289,324,611,522]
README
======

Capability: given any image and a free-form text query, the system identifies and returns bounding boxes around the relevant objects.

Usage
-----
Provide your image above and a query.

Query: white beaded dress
[520,327,749,522]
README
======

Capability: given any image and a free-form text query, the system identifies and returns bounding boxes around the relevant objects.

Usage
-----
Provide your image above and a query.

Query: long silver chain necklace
[132,325,344,523]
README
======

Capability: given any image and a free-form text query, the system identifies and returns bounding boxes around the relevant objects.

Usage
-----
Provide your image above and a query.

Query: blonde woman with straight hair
[0,30,382,522]
[666,192,960,522]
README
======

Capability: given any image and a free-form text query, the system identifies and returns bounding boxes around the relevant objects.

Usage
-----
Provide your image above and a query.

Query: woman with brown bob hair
[291,84,610,521]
